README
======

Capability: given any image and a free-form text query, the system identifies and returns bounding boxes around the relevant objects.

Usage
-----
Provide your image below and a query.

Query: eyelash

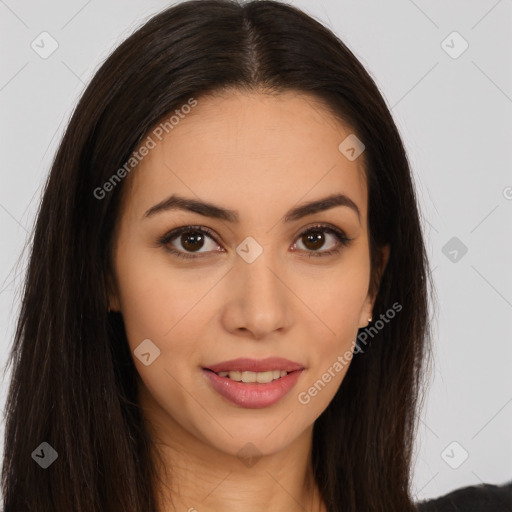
[158,223,352,260]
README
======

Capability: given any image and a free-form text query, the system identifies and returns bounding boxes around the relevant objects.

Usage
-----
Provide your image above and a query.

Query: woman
[2,1,509,511]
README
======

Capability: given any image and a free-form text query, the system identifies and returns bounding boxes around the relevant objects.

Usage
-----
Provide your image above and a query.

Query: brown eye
[293,224,352,257]
[159,225,222,260]
[301,230,327,251]
[180,231,206,252]
[293,226,350,256]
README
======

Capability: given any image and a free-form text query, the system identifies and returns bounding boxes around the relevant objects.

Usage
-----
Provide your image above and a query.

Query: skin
[109,89,390,512]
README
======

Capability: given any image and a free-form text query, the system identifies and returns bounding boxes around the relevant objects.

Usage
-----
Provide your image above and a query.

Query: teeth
[215,370,289,382]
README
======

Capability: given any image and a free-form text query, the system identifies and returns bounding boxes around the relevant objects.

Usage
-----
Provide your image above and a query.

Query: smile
[202,368,304,409]
[213,369,289,383]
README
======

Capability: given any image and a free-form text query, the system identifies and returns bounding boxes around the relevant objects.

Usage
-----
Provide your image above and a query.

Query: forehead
[121,90,368,226]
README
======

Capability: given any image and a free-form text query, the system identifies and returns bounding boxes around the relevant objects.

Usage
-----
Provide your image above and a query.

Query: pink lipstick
[202,357,304,409]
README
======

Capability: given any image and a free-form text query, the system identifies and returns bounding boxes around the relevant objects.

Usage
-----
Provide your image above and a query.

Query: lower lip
[202,369,303,409]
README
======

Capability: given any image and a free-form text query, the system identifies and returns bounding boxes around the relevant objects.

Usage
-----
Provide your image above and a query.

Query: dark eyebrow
[143,193,361,224]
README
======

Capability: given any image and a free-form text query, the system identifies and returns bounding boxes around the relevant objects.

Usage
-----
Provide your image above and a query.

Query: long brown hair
[1,1,434,510]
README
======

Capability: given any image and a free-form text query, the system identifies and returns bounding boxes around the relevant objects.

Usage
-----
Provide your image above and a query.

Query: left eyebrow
[143,192,361,224]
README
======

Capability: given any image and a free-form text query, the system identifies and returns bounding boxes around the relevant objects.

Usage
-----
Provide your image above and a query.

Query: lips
[202,367,304,408]
[204,357,304,373]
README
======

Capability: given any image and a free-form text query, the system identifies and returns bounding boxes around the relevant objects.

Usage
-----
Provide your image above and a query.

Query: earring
[368,316,372,323]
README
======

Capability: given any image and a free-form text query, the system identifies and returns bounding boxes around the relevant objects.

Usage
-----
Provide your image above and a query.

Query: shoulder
[415,480,512,512]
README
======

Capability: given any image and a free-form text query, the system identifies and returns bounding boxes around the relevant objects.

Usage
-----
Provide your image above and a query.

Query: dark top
[416,481,512,511]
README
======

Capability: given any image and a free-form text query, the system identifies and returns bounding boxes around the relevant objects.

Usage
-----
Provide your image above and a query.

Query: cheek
[293,255,370,386]
[293,269,368,413]
[296,256,370,335]
[114,246,212,424]
[113,241,213,361]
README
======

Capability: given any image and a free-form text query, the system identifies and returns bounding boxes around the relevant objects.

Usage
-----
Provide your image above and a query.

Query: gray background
[1,0,511,503]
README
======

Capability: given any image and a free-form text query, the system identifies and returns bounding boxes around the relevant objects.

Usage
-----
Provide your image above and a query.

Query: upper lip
[204,357,304,373]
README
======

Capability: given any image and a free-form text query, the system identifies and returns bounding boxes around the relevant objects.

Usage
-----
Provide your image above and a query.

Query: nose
[220,248,291,340]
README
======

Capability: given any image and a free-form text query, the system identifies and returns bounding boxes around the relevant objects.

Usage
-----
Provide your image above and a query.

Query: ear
[358,244,390,328]
[107,270,121,312]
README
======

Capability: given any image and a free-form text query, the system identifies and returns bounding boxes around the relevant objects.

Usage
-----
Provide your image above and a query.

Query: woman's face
[110,90,388,459]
